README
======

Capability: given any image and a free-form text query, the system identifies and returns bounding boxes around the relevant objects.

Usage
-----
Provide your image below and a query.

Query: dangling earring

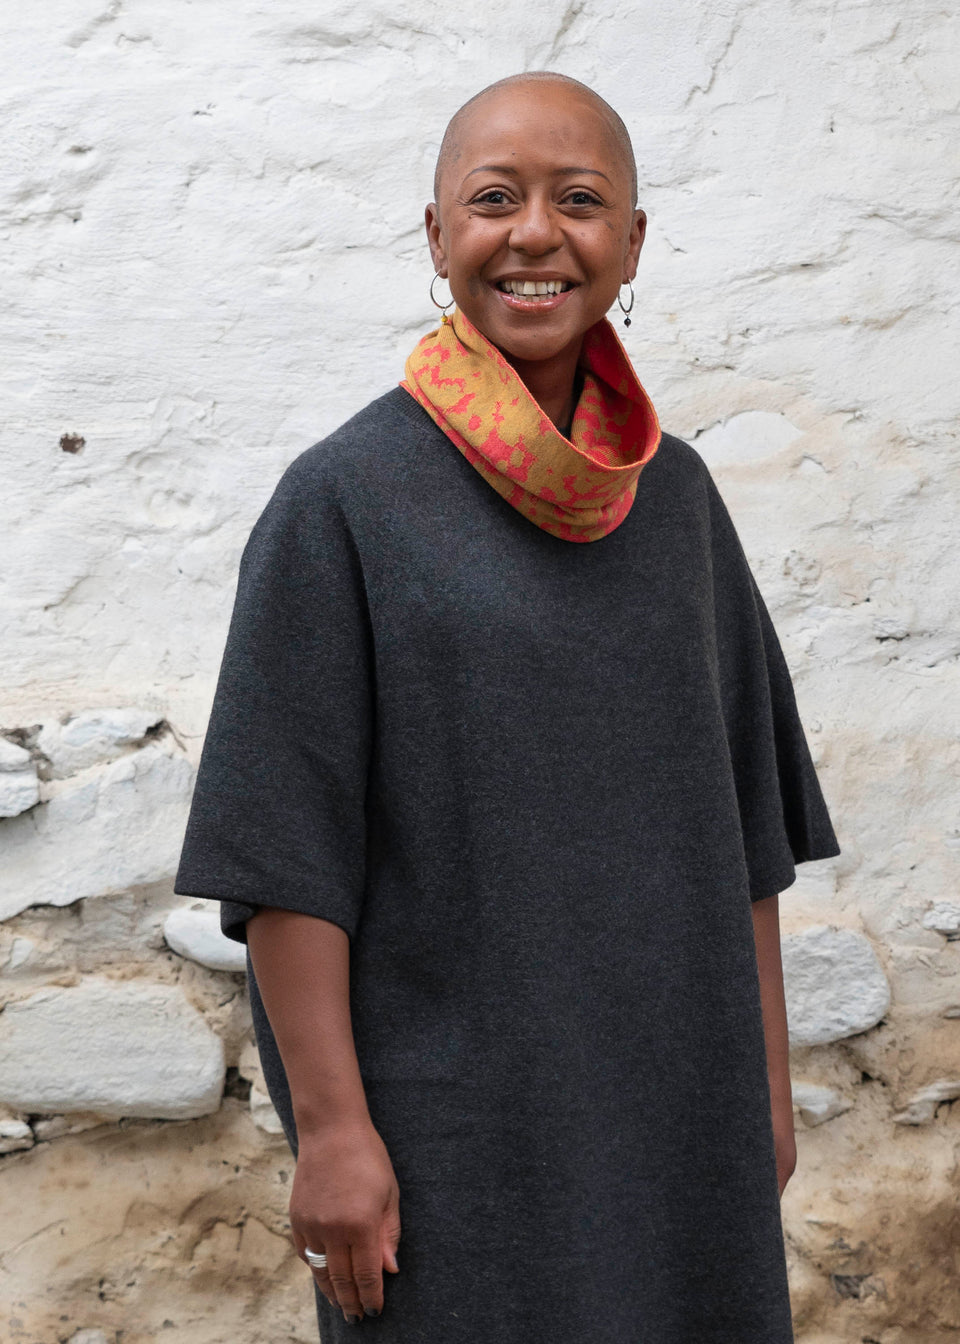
[430,272,455,320]
[617,279,635,327]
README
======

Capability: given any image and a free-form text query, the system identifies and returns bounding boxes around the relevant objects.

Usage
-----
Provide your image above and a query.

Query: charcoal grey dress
[174,385,841,1343]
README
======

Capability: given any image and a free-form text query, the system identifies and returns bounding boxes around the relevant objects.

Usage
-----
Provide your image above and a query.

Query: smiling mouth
[495,279,576,296]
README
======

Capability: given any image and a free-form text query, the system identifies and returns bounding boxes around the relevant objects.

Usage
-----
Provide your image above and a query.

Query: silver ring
[304,1248,328,1270]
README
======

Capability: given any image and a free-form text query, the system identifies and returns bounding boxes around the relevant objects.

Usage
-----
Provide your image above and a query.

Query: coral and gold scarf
[400,306,661,543]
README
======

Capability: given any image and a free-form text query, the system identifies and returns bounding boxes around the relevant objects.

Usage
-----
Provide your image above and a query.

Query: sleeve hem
[749,863,797,903]
[172,879,360,945]
[747,840,842,902]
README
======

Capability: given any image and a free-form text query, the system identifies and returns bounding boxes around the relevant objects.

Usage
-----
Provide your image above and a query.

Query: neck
[504,339,584,433]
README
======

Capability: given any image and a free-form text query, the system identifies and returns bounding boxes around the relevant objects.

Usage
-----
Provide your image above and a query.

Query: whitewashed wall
[2,2,959,1340]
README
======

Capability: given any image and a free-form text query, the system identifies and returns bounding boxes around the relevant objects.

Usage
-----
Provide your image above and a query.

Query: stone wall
[2,2,958,1340]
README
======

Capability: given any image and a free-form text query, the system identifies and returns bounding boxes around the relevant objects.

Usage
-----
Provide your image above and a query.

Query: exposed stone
[67,1331,110,1344]
[36,707,164,778]
[922,902,960,939]
[32,1113,112,1142]
[0,743,195,922]
[0,980,225,1119]
[164,903,247,973]
[891,1077,960,1126]
[0,1118,34,1153]
[2,934,36,972]
[0,738,40,818]
[791,1081,854,1127]
[0,1108,313,1341]
[781,925,891,1048]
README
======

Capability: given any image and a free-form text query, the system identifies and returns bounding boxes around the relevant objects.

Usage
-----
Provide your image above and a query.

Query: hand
[290,1118,402,1323]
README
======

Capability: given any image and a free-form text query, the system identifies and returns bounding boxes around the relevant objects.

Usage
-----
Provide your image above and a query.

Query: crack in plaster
[685,16,744,105]
[542,0,589,65]
[64,0,123,50]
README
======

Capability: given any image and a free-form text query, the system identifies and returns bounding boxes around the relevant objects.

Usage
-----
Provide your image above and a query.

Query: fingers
[291,1181,401,1320]
[350,1237,386,1318]
[382,1205,402,1275]
[326,1239,369,1323]
[292,1233,339,1313]
[308,1259,338,1312]
[296,1231,387,1323]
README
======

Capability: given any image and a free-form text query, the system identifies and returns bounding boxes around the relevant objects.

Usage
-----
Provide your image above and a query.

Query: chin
[473,317,584,365]
[496,336,574,365]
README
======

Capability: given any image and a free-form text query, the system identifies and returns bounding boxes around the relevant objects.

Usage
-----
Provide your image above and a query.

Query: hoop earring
[430,272,455,316]
[617,280,635,327]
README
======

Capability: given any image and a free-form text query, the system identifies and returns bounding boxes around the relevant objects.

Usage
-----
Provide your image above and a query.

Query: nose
[507,195,562,255]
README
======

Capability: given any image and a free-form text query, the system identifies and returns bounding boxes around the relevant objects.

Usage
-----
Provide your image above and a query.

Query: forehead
[445,84,628,188]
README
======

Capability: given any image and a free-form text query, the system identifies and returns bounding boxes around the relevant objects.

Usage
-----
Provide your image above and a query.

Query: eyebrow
[464,164,613,184]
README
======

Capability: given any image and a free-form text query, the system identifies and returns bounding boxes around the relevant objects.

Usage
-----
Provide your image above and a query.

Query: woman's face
[426,83,645,369]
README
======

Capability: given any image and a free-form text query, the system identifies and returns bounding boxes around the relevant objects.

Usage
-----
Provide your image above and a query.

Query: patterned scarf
[400,306,661,543]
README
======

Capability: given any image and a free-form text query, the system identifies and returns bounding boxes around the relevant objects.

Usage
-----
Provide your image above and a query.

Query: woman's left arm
[752,894,797,1197]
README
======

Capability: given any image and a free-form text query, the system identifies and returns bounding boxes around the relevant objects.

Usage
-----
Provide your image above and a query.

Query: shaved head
[433,72,638,208]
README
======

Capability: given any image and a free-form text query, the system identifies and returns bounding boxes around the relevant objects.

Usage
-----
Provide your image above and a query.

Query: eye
[564,189,603,207]
[472,188,512,206]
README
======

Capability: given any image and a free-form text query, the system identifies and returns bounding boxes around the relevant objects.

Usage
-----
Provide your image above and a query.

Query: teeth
[500,279,568,295]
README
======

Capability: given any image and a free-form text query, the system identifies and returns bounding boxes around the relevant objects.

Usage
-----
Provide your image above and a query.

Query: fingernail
[366,1308,381,1317]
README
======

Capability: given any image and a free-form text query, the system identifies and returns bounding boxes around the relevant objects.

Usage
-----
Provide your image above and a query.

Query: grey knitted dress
[174,385,840,1343]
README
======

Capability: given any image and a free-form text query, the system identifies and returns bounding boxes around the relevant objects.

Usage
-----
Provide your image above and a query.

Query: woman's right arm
[246,908,401,1324]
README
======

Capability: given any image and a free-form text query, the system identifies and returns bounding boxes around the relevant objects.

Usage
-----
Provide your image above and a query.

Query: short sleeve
[173,448,374,944]
[705,472,841,901]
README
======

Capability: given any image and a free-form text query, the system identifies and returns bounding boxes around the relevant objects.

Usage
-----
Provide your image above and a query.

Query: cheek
[570,225,627,273]
[445,222,504,277]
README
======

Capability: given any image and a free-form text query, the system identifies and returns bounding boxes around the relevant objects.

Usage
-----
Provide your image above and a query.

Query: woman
[175,72,840,1342]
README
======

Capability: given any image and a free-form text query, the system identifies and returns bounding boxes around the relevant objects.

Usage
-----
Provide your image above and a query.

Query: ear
[623,208,647,283]
[425,203,448,277]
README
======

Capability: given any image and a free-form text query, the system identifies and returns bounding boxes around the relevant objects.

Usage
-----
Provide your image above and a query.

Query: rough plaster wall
[2,1,959,1340]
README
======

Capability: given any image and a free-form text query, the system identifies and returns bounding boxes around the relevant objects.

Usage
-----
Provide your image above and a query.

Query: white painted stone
[37,707,164,778]
[791,1081,854,1127]
[781,926,891,1048]
[892,1078,960,1126]
[0,1118,34,1153]
[238,1036,283,1134]
[0,980,225,1119]
[0,743,195,922]
[250,1084,285,1136]
[0,739,39,818]
[0,740,31,772]
[0,771,40,819]
[164,903,247,973]
[238,1036,265,1089]
[692,411,805,468]
[922,903,960,939]
[67,1331,110,1344]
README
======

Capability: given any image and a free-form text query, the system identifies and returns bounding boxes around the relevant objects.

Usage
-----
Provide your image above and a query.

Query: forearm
[246,908,371,1139]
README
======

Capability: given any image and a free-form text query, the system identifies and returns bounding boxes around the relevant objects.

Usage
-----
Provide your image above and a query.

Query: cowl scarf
[400,305,661,543]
